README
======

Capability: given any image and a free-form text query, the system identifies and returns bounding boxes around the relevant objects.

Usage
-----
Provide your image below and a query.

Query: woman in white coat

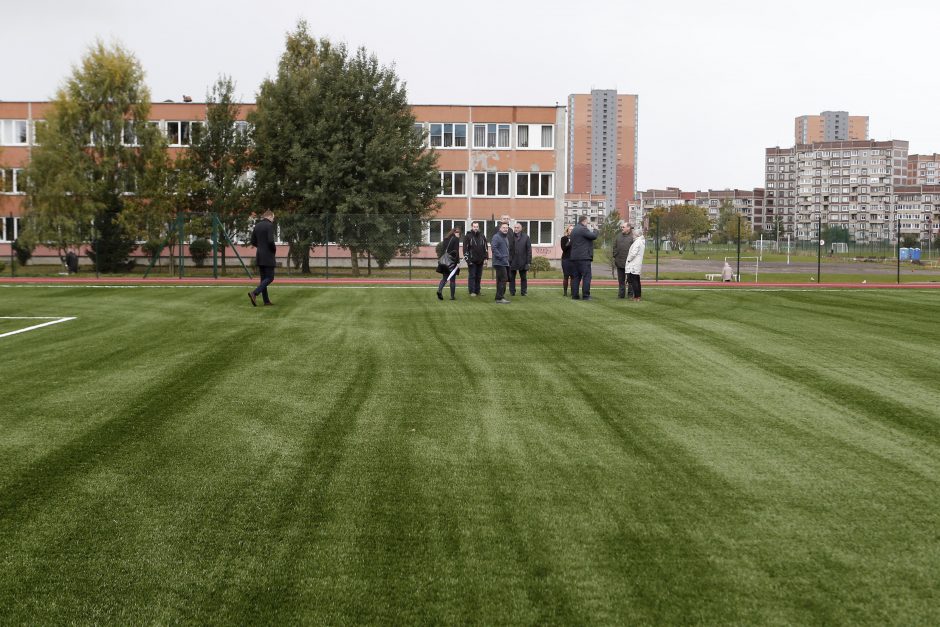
[624,228,646,301]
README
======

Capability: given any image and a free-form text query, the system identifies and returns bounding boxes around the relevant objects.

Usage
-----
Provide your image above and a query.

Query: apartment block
[567,90,638,218]
[637,187,764,230]
[907,154,940,185]
[563,193,608,226]
[765,139,909,242]
[794,111,868,144]
[894,185,939,241]
[411,104,566,252]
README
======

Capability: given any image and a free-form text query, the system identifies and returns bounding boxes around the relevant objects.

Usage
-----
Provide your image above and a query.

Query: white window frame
[439,171,467,197]
[515,172,554,197]
[473,171,510,197]
[0,120,30,146]
[472,123,511,149]
[515,124,554,150]
[428,123,467,149]
[0,168,25,194]
[427,219,466,244]
[164,120,202,146]
[515,220,554,245]
[1,216,20,242]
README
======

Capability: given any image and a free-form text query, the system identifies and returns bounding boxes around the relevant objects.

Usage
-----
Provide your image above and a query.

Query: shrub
[141,239,163,261]
[12,239,33,266]
[530,256,551,277]
[189,238,212,267]
[0,260,5,273]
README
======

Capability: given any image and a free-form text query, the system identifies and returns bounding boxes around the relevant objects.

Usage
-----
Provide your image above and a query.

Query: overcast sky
[5,0,940,191]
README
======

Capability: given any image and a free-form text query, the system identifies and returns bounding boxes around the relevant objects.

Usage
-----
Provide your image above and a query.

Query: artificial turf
[1,284,938,624]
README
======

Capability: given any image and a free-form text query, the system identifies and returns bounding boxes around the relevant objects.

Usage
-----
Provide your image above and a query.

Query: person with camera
[560,224,574,297]
[569,215,598,300]
[509,222,532,297]
[463,221,488,297]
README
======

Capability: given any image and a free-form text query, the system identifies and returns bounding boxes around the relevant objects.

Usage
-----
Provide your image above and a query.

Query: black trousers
[438,273,456,298]
[616,267,634,298]
[495,266,509,300]
[253,265,275,303]
[509,268,527,295]
[627,273,641,298]
[572,260,592,298]
[467,262,484,294]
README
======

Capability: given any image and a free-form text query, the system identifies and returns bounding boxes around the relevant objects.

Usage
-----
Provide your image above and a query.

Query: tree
[651,204,711,253]
[179,76,253,271]
[713,200,752,244]
[251,21,439,276]
[23,40,168,272]
[821,225,850,244]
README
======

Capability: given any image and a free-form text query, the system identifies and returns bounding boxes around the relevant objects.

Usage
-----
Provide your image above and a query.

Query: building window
[515,220,554,245]
[515,172,554,197]
[429,123,467,149]
[516,124,554,149]
[473,124,510,149]
[474,172,510,197]
[1,216,20,242]
[165,121,202,146]
[427,219,466,244]
[0,120,29,145]
[0,168,25,194]
[439,171,466,197]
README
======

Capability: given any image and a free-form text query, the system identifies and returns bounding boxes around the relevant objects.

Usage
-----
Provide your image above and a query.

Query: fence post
[178,213,185,279]
[8,214,13,278]
[736,215,741,283]
[897,217,901,285]
[408,217,413,281]
[325,214,330,280]
[212,213,218,280]
[816,213,821,284]
[655,216,660,282]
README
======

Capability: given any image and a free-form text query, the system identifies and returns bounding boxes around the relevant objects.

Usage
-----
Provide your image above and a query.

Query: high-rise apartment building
[794,111,868,144]
[567,90,638,218]
[907,154,940,185]
[636,188,764,230]
[765,139,910,242]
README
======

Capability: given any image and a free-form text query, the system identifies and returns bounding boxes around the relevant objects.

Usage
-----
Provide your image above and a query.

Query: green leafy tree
[822,225,850,245]
[713,199,753,245]
[179,76,253,271]
[251,21,439,276]
[23,40,168,272]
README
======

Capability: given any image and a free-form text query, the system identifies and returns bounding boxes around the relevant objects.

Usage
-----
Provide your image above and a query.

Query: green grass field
[1,284,939,624]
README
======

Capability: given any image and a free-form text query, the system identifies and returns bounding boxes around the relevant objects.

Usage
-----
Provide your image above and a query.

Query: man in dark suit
[509,222,532,296]
[248,210,277,306]
[569,214,598,300]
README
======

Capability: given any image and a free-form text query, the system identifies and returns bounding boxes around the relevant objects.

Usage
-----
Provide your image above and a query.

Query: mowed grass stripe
[0,286,938,624]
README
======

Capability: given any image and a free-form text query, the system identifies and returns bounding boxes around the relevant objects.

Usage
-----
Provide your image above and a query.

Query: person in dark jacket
[463,221,488,296]
[248,210,277,306]
[560,224,573,296]
[612,222,635,299]
[509,222,532,296]
[569,215,598,300]
[490,221,511,304]
[436,226,462,300]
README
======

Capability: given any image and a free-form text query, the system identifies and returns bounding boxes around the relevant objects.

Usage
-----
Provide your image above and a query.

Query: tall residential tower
[567,90,638,219]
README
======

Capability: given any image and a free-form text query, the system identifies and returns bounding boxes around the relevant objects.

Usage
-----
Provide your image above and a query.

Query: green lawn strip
[1,287,939,623]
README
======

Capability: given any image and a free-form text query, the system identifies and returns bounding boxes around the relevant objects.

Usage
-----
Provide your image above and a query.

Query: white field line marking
[0,317,77,339]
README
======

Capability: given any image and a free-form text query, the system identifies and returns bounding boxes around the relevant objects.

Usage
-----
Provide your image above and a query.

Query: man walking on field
[248,210,277,306]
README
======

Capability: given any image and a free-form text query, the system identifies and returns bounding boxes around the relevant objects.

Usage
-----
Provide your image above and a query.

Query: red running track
[2,276,939,289]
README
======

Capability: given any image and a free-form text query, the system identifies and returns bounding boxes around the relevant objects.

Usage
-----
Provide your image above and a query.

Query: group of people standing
[437,214,645,303]
[436,219,531,303]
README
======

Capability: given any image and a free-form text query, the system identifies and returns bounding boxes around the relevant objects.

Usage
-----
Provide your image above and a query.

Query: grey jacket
[491,231,510,267]
[569,223,598,261]
[612,232,635,268]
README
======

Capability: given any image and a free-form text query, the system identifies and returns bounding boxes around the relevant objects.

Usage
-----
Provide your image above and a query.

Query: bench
[705,273,738,281]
